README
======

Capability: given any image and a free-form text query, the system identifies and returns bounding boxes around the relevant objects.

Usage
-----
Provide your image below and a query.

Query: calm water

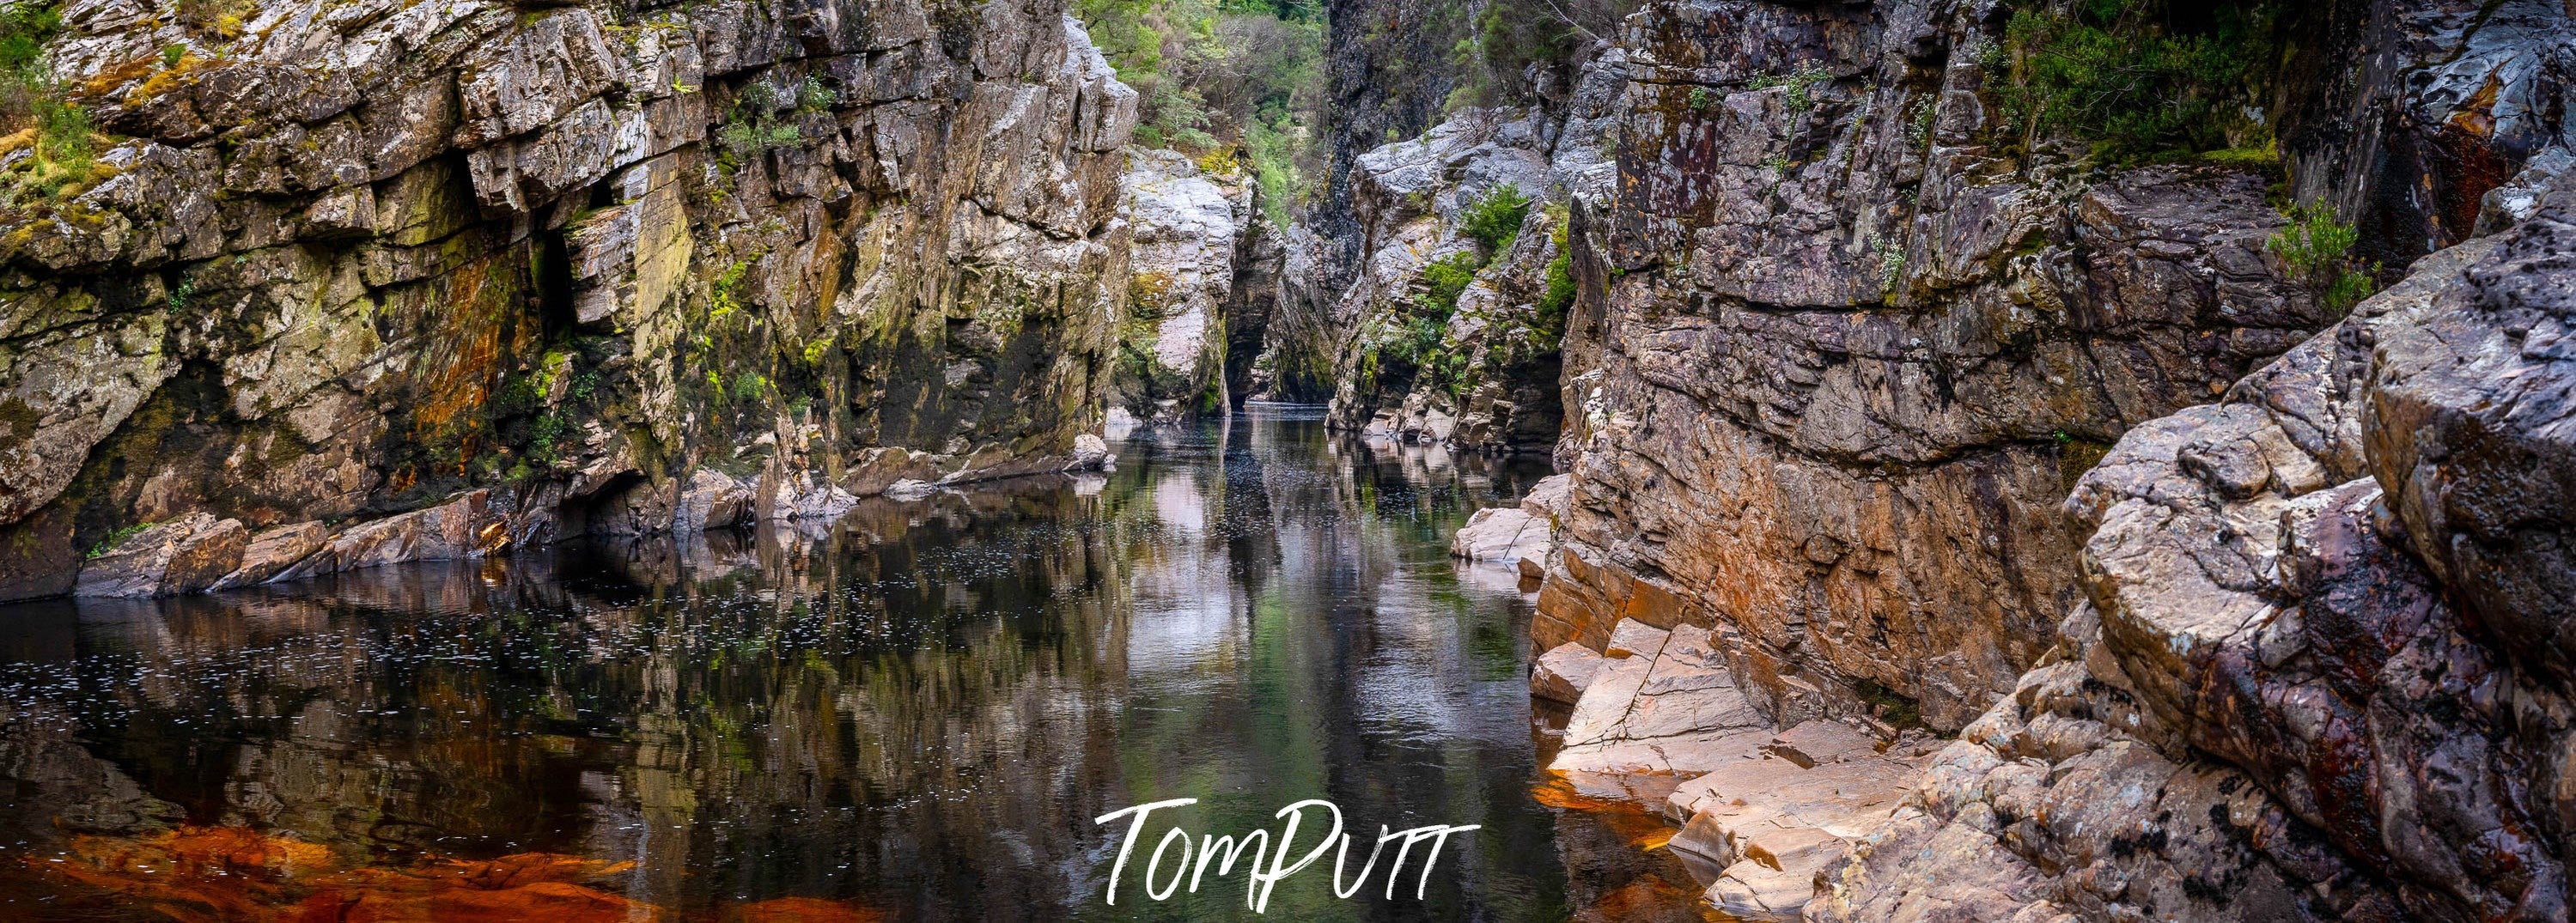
[0,407,1708,920]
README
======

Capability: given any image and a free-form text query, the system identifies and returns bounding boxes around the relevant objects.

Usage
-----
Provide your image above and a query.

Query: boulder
[211,521,333,589]
[673,469,751,534]
[273,490,508,582]
[1451,506,1550,563]
[2368,180,2576,681]
[74,513,248,597]
[1532,641,1607,704]
[1067,433,1116,471]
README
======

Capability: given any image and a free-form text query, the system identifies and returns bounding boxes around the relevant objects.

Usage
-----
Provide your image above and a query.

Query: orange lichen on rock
[1531,775,1682,852]
[20,826,894,921]
[25,827,651,923]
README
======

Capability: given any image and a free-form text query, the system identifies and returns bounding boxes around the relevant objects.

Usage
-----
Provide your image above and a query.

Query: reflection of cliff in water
[0,409,1692,920]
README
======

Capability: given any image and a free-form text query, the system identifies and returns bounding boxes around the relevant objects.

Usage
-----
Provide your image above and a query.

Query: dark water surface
[0,407,1708,920]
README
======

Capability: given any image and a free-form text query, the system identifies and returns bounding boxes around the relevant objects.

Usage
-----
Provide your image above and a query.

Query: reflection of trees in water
[0,413,1635,920]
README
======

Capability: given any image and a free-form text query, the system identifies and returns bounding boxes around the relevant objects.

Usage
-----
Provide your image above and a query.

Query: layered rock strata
[1814,159,2576,923]
[0,0,1148,599]
[1535,0,2574,737]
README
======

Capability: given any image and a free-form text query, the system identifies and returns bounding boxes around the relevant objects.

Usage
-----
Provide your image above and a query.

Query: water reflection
[0,407,1706,920]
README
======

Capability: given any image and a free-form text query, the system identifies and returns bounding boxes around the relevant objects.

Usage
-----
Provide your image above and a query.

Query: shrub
[1416,251,1482,320]
[1985,0,2278,163]
[1538,228,1574,329]
[1460,183,1530,252]
[2268,201,2379,317]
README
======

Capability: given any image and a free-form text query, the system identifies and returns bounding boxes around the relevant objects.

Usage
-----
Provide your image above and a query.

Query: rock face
[1114,147,1252,423]
[73,513,248,598]
[1302,108,1580,452]
[1532,0,2571,737]
[0,0,1142,599]
[1812,166,2576,923]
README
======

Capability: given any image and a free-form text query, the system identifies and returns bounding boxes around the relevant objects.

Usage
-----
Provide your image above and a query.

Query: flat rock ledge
[1532,615,1932,920]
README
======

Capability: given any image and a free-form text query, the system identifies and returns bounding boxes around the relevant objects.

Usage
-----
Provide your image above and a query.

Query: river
[0,405,1714,921]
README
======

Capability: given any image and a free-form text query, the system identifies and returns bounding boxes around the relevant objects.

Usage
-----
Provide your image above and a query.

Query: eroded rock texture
[0,0,1144,599]
[1814,160,2576,923]
[1112,146,1250,424]
[1533,0,2573,734]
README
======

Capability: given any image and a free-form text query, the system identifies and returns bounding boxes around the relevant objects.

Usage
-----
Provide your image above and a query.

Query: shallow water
[0,406,1714,920]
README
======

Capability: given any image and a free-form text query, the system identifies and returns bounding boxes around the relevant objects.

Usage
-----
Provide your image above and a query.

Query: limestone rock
[2368,179,2576,682]
[1114,147,1251,424]
[1818,169,2576,923]
[0,0,1145,599]
[73,513,248,598]
[1066,433,1115,471]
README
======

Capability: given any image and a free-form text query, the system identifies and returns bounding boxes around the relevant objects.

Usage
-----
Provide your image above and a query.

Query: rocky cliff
[0,0,1156,599]
[1533,0,2573,733]
[1814,140,2576,923]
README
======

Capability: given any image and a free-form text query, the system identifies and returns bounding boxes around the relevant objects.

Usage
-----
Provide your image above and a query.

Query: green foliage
[1748,64,1833,112]
[1416,251,1481,319]
[708,259,750,320]
[527,411,571,466]
[1077,0,1325,225]
[84,521,152,559]
[164,275,194,313]
[1459,183,1530,252]
[1447,0,1638,110]
[1984,0,2279,163]
[729,371,767,404]
[2268,201,2380,317]
[0,1,107,208]
[1687,87,1715,111]
[795,75,837,112]
[1538,214,1574,330]
[1907,95,1937,147]
[715,78,824,166]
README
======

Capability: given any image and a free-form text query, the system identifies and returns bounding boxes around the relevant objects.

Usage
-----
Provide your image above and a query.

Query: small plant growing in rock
[1879,240,1907,294]
[1459,183,1530,252]
[2268,201,2379,317]
[1538,209,1574,330]
[1749,64,1832,112]
[730,371,767,405]
[1907,95,1937,147]
[84,522,151,559]
[1687,87,1715,111]
[795,75,837,113]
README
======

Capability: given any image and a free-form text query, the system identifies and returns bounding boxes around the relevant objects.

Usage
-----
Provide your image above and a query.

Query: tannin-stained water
[0,406,1718,920]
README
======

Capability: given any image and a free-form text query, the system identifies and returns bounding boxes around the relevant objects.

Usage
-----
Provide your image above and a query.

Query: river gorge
[3,0,2574,918]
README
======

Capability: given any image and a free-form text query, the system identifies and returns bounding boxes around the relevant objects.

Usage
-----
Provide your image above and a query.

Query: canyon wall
[1816,139,2576,923]
[0,0,1192,599]
[1532,0,2573,732]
